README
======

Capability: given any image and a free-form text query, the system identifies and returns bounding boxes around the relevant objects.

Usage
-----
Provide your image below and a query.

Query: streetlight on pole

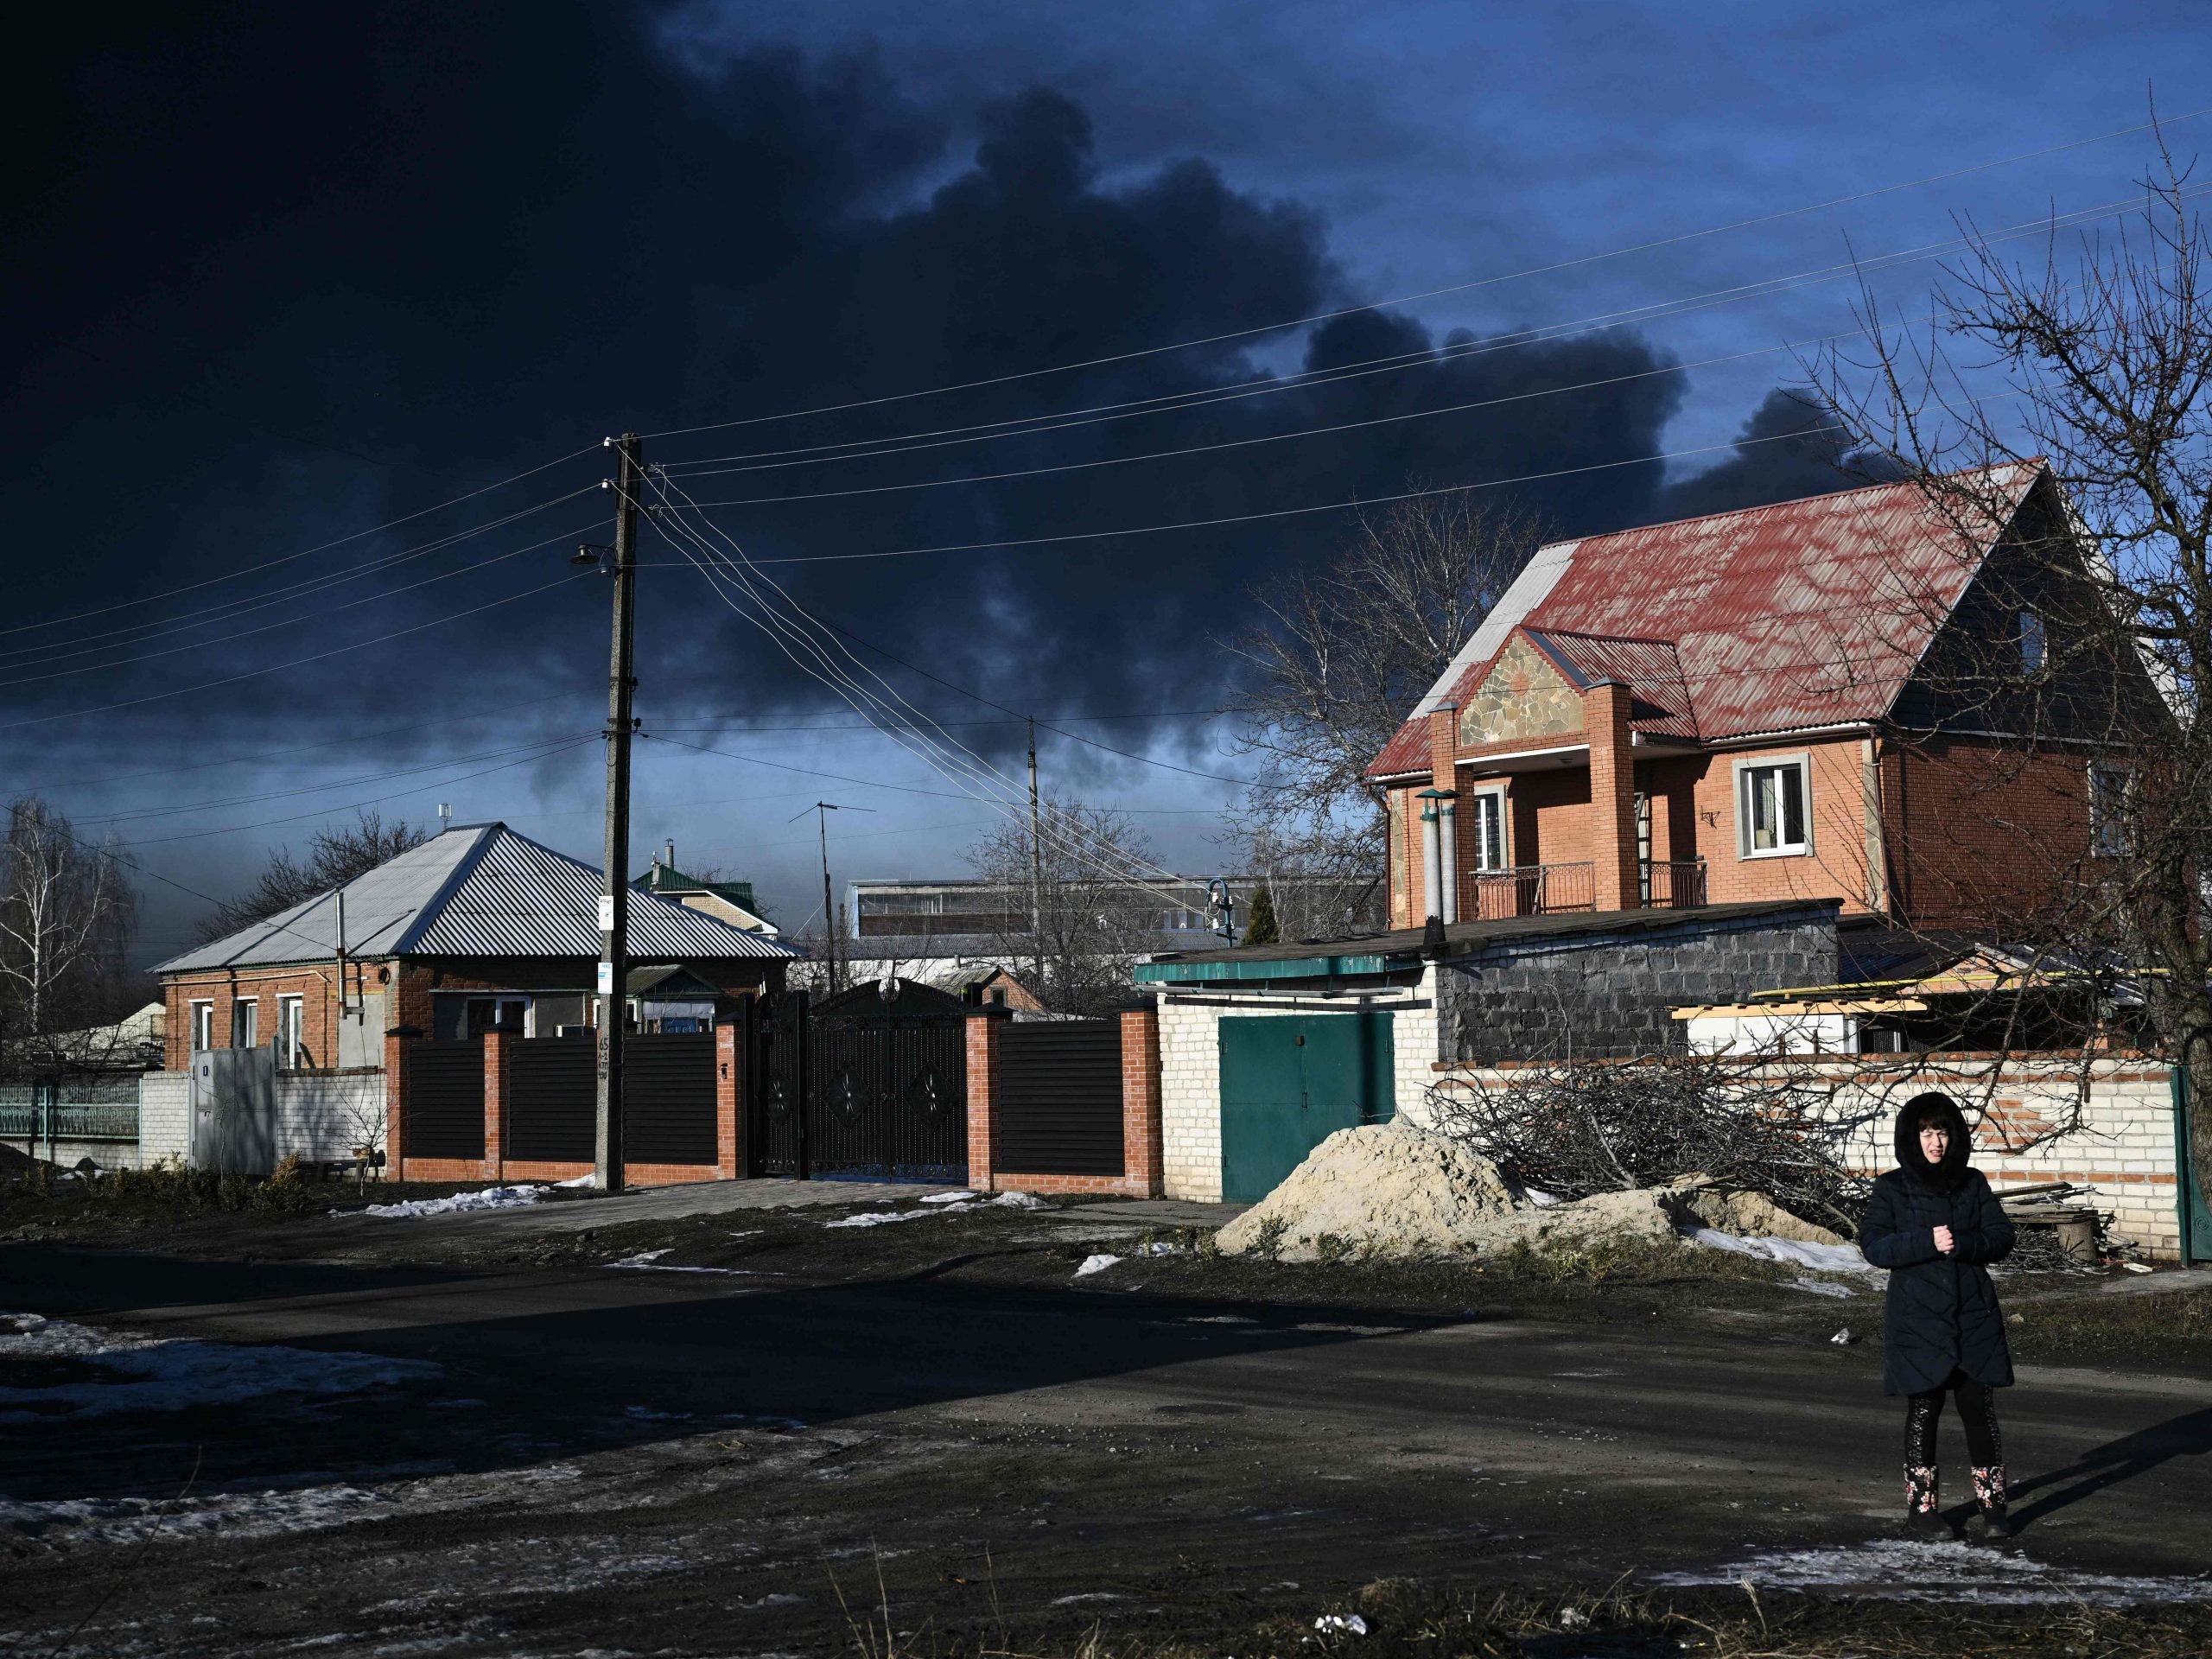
[790,801,873,995]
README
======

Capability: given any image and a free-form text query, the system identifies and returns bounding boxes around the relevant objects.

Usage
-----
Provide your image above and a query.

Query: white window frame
[2018,607,2047,674]
[277,995,305,1069]
[2089,762,2134,857]
[1733,753,1813,859]
[1466,785,1509,872]
[189,1001,214,1052]
[232,997,258,1050]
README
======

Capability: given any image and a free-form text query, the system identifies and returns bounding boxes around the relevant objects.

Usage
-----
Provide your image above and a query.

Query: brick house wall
[1386,721,2112,932]
[165,953,782,1071]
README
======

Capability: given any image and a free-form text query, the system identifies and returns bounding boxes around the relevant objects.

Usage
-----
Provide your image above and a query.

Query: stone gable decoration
[1458,633,1585,747]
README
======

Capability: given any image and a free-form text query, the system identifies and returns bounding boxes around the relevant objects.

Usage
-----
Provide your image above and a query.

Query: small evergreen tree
[1243,881,1280,947]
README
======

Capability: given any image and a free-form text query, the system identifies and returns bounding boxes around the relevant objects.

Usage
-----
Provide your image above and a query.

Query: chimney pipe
[664,839,675,870]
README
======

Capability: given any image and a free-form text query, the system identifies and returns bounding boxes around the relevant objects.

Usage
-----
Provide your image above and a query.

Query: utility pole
[594,433,643,1193]
[791,801,872,995]
[1027,716,1045,995]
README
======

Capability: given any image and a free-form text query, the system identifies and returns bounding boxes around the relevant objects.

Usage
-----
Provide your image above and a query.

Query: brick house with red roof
[1368,462,2148,931]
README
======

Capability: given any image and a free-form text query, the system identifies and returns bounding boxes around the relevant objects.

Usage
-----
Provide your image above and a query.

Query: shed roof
[155,823,803,974]
[1371,464,2044,777]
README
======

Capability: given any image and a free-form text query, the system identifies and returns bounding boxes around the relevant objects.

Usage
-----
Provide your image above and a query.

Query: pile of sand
[1212,1122,1840,1261]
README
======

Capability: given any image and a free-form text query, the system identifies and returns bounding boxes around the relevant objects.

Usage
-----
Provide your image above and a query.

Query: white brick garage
[1137,903,1840,1205]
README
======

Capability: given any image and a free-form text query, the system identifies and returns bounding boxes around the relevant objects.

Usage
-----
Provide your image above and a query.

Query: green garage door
[1219,1012,1395,1204]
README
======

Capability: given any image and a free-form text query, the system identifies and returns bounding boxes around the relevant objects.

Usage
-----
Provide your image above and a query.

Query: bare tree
[1219,491,1546,936]
[0,798,139,1074]
[964,798,1165,1016]
[196,810,429,943]
[1814,123,2212,1181]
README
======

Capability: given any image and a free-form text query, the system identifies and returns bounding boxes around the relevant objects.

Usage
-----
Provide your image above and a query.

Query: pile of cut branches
[1426,1047,1878,1236]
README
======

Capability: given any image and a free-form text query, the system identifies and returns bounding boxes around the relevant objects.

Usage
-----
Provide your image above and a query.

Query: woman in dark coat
[1859,1092,2016,1538]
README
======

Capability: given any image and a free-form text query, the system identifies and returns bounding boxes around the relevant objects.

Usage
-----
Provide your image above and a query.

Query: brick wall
[163,960,392,1071]
[1155,972,1438,1203]
[1422,1055,2184,1261]
[139,1071,191,1164]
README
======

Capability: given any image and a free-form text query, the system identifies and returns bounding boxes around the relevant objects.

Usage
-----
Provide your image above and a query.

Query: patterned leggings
[1904,1369,2005,1512]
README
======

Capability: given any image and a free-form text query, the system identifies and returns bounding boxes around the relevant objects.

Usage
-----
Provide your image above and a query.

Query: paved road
[4,1243,2209,1656]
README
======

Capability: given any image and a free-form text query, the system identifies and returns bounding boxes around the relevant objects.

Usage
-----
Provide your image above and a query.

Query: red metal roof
[1370,464,2042,778]
[1523,629,1699,741]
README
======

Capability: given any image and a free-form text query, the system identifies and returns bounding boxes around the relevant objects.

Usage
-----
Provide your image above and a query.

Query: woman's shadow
[2004,1407,2212,1533]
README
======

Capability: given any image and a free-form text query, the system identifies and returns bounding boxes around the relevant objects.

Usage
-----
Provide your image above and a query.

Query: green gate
[1219,1012,1395,1204]
[2174,1066,2212,1265]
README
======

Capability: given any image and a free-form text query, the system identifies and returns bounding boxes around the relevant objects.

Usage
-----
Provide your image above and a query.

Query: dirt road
[6,1228,2209,1656]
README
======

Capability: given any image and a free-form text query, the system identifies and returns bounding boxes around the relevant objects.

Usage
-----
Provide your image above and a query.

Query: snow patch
[823,1191,1050,1228]
[364,1185,546,1218]
[1658,1541,2212,1605]
[0,1313,440,1421]
[1314,1612,1369,1635]
[0,1483,391,1544]
[1688,1228,1878,1276]
[1075,1254,1120,1277]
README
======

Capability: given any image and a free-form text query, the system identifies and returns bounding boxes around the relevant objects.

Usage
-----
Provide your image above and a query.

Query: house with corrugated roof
[640,841,779,935]
[1367,462,2150,932]
[153,821,801,1074]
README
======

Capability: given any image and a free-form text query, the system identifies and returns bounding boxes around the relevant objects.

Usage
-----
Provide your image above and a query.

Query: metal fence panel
[506,1036,596,1163]
[998,1020,1124,1176]
[625,1032,716,1166]
[406,1040,486,1160]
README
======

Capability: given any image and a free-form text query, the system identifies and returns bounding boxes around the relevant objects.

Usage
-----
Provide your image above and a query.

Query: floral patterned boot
[1971,1464,2012,1540]
[1903,1464,1946,1535]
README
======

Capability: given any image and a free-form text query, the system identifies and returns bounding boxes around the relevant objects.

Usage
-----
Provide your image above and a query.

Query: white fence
[135,1068,385,1173]
[1421,1055,2184,1261]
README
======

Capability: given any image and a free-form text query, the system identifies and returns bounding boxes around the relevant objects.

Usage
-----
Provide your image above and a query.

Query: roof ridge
[1528,457,2044,553]
[390,823,503,954]
[1524,625,1681,647]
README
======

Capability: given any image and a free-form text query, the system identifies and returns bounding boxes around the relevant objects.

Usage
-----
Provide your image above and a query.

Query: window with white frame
[232,998,258,1050]
[2089,764,2134,856]
[1469,790,1507,872]
[1736,757,1809,856]
[190,1001,214,1052]
[2018,607,2047,674]
[277,995,305,1069]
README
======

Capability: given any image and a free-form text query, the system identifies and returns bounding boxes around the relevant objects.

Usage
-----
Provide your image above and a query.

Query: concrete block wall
[1440,912,1836,1065]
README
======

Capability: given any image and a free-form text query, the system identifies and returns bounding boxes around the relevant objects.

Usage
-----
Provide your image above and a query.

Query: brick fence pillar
[385,1029,407,1180]
[1120,1003,1164,1198]
[716,1020,742,1179]
[966,1008,1007,1192]
[481,1031,508,1182]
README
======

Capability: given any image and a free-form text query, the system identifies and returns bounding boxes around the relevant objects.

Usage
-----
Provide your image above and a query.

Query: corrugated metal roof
[1370,464,2043,776]
[155,823,801,974]
[1524,629,1699,741]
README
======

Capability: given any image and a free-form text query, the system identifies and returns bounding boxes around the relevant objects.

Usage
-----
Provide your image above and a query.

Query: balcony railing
[1465,861,1596,918]
[1640,857,1708,909]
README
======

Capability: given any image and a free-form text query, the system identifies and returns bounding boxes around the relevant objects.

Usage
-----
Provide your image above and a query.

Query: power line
[636,104,2211,442]
[68,733,601,827]
[115,736,602,848]
[0,558,600,734]
[0,521,600,689]
[1,444,602,639]
[650,423,1846,567]
[15,689,594,797]
[652,188,2162,481]
[0,488,601,670]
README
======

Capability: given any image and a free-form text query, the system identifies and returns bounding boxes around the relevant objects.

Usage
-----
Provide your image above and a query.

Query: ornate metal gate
[746,984,967,1182]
